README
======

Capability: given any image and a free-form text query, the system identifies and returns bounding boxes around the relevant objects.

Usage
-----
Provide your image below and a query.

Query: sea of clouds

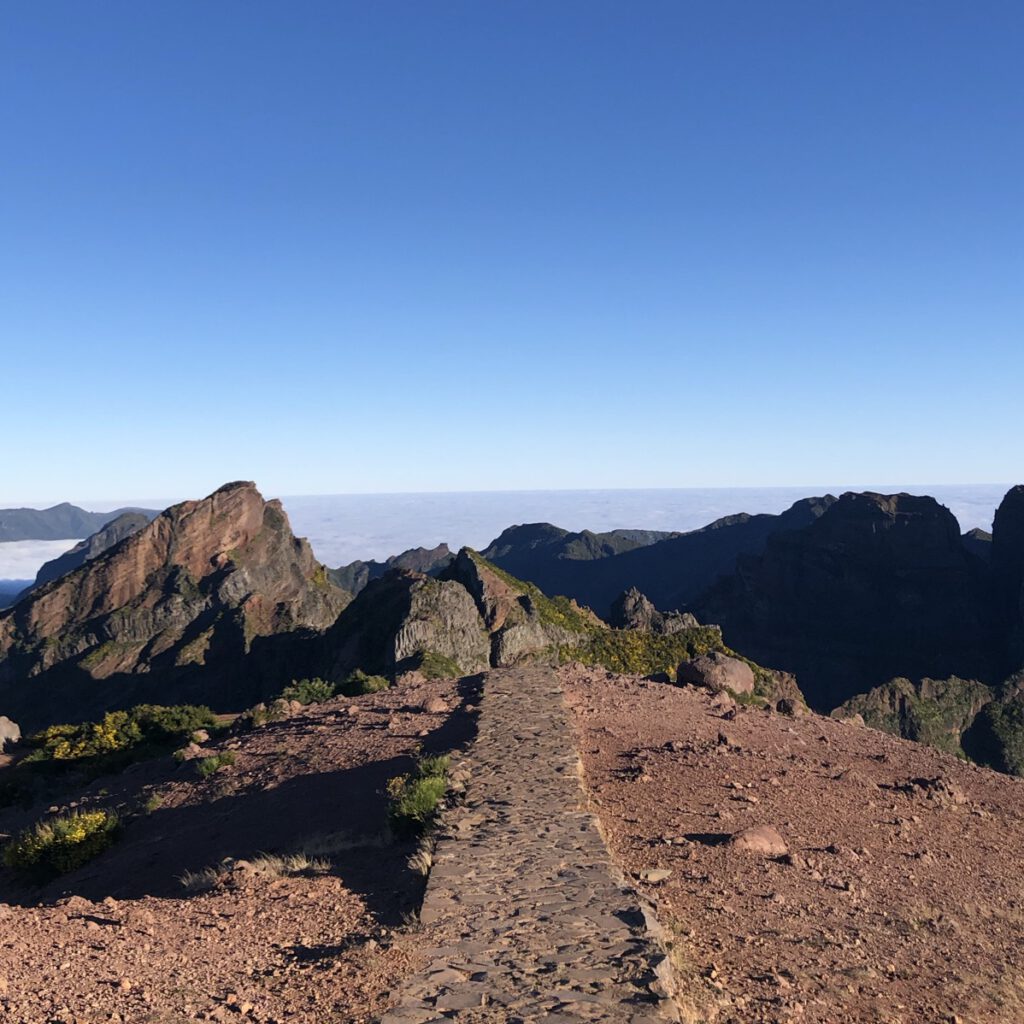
[0,485,1011,583]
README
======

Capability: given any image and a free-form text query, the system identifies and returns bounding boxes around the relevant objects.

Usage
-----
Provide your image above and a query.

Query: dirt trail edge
[381,665,680,1023]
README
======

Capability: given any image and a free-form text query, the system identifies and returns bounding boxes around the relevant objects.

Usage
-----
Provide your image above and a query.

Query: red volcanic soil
[0,676,478,1024]
[563,665,1024,1024]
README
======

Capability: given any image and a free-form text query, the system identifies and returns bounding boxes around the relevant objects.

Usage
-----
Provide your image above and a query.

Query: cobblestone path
[380,666,678,1023]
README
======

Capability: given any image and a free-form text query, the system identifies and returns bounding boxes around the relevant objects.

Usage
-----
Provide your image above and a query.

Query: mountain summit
[0,482,348,727]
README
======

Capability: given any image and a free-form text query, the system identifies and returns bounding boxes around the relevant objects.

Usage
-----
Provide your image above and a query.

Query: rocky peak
[609,588,699,635]
[0,482,348,728]
[695,490,1000,710]
[993,486,1024,587]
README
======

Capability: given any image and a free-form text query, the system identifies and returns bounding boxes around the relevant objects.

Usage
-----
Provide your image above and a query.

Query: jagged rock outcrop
[0,502,157,542]
[329,544,454,596]
[834,676,994,757]
[993,486,1024,665]
[321,569,489,679]
[695,492,1001,710]
[962,528,993,561]
[962,678,1024,776]
[0,715,20,751]
[0,482,349,728]
[610,588,698,635]
[32,512,150,589]
[441,549,600,667]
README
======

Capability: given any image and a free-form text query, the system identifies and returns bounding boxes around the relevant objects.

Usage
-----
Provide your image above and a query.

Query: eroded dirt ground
[0,676,478,1024]
[563,665,1024,1024]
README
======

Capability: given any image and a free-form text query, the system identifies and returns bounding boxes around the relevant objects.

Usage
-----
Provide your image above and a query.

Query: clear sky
[2,2,1022,503]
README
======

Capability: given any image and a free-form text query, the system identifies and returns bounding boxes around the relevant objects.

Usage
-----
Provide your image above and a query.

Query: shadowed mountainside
[329,543,454,597]
[481,498,835,618]
[695,491,1017,710]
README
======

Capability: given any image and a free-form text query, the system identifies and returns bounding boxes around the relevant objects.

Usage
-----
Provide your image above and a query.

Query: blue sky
[2,2,1021,503]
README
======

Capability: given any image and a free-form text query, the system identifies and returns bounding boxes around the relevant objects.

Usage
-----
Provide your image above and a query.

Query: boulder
[677,652,755,695]
[0,715,20,751]
[728,825,788,857]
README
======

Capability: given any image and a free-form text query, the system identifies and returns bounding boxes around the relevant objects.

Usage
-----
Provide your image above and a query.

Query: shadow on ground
[0,675,483,926]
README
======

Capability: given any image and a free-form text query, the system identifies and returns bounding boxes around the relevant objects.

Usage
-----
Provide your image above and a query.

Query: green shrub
[3,809,119,878]
[413,651,462,680]
[559,625,725,677]
[27,704,218,767]
[387,754,450,838]
[196,751,236,778]
[280,678,336,705]
[340,670,390,696]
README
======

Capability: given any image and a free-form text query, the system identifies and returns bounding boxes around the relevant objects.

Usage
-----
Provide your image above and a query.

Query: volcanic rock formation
[695,492,1001,710]
[0,482,348,728]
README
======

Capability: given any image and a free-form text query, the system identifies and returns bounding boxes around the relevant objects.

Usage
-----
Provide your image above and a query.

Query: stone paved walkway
[380,666,679,1023]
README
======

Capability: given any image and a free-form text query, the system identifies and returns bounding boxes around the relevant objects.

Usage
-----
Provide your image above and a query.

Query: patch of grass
[3,809,119,879]
[340,669,390,696]
[196,750,237,778]
[560,625,726,676]
[387,754,451,838]
[180,851,332,892]
[280,678,336,705]
[412,651,462,680]
[143,792,164,814]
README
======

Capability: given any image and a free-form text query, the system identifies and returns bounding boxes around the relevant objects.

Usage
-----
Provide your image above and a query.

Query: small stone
[641,867,673,883]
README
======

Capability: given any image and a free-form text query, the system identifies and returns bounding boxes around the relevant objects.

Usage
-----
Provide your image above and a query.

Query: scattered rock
[0,715,20,751]
[728,825,788,857]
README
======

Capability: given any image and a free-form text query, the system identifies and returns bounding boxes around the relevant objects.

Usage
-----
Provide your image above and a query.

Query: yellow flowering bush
[3,809,119,877]
[28,704,217,765]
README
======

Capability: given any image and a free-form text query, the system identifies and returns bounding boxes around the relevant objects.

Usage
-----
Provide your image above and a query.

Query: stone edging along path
[380,666,680,1023]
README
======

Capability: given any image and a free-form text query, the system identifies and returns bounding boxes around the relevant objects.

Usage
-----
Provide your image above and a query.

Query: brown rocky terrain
[0,483,349,728]
[0,674,477,1024]
[564,665,1024,1023]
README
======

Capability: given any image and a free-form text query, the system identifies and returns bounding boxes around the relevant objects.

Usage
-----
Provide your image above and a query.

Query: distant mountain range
[2,481,1023,767]
[0,502,159,542]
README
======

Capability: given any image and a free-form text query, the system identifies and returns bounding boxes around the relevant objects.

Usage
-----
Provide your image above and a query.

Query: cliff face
[696,492,1001,710]
[0,482,349,727]
[993,486,1024,664]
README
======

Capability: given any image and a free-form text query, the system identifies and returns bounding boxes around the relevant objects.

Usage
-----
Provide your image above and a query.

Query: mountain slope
[32,512,151,590]
[481,498,834,617]
[696,491,1002,710]
[0,482,348,728]
[0,503,158,542]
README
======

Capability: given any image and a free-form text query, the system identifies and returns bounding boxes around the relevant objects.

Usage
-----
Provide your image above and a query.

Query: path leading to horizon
[380,666,678,1024]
